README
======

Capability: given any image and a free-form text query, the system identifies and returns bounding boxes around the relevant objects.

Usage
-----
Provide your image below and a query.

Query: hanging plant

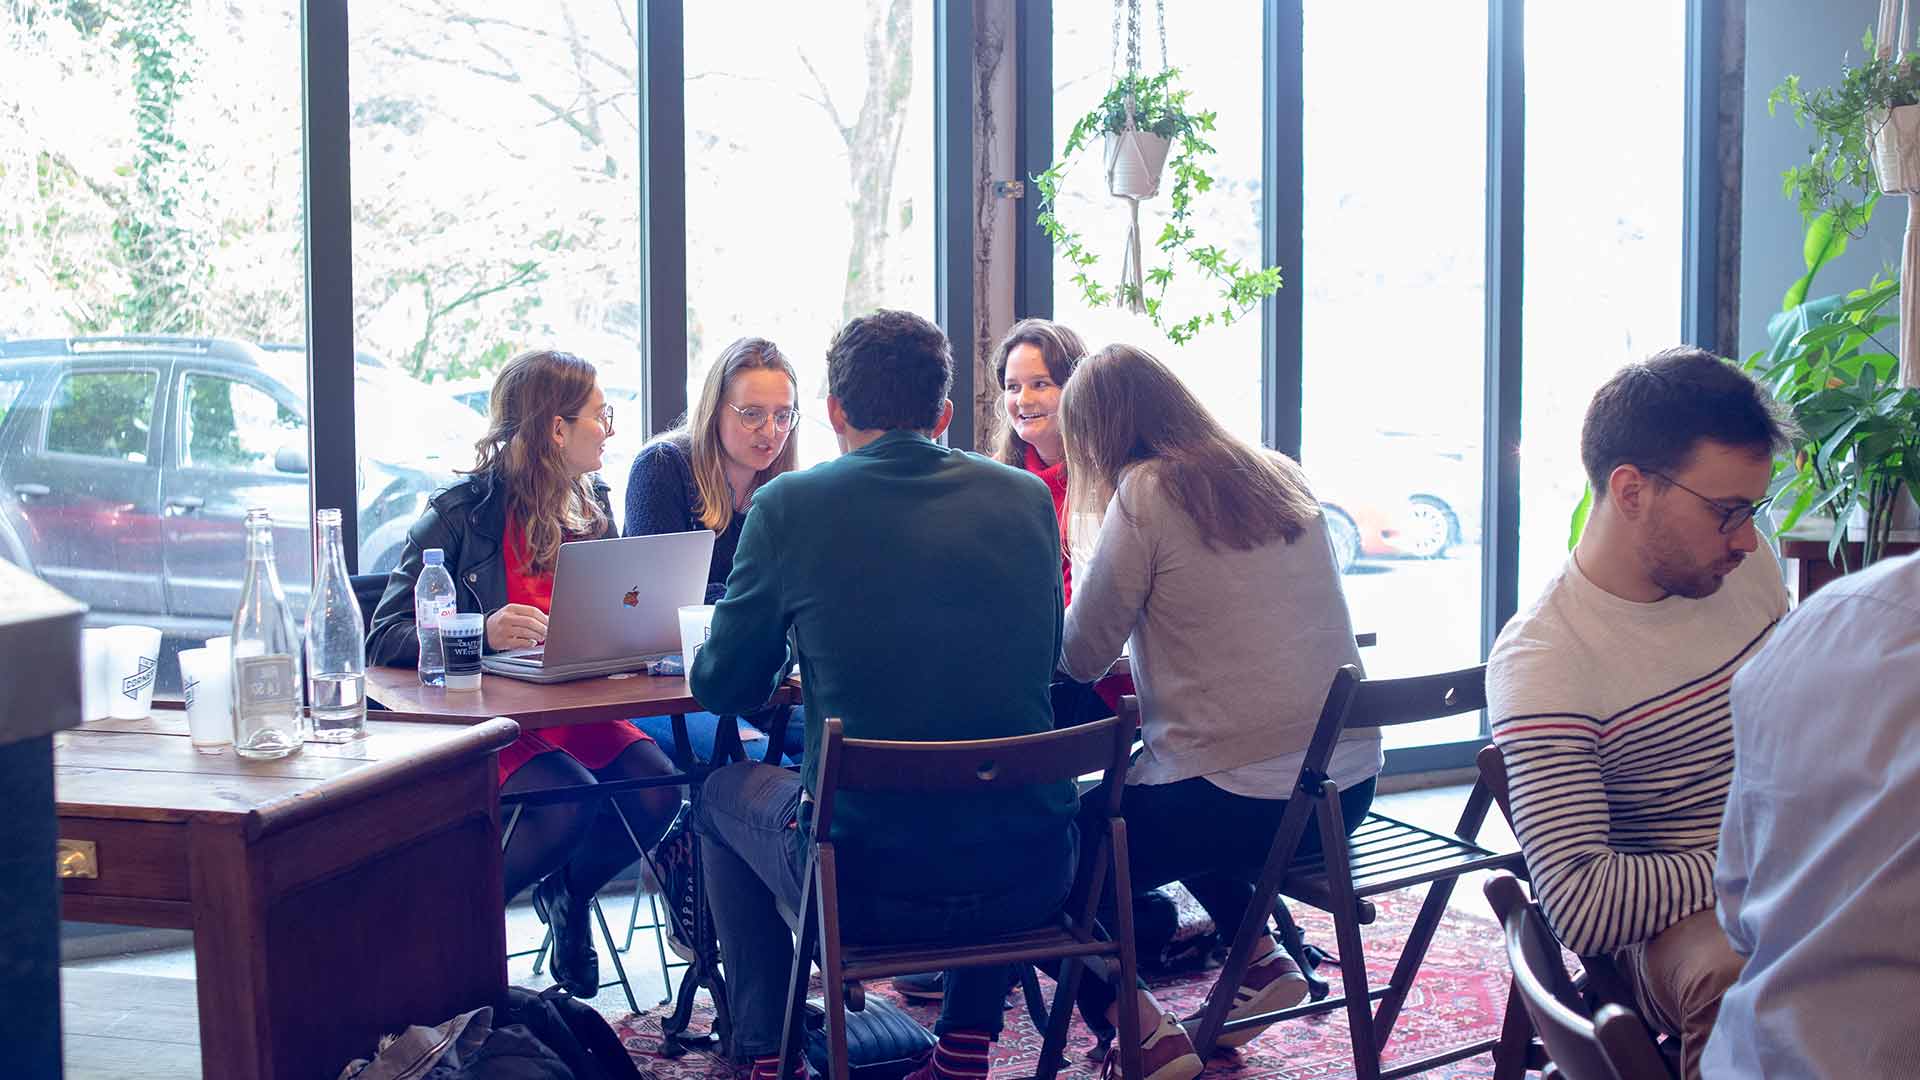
[1032,9,1281,345]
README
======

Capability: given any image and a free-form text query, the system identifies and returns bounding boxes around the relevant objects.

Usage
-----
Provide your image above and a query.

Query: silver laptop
[481,529,716,684]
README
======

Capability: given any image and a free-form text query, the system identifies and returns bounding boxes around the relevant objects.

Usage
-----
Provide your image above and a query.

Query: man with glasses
[1488,347,1792,1080]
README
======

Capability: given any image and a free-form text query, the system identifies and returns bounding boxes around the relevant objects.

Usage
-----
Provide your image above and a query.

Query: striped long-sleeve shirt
[1487,545,1787,957]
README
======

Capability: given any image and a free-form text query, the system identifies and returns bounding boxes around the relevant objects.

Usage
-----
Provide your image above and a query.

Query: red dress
[1025,446,1133,708]
[494,515,653,784]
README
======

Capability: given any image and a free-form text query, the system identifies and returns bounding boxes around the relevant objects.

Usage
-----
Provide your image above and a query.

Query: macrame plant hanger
[1876,0,1920,386]
[1104,0,1171,314]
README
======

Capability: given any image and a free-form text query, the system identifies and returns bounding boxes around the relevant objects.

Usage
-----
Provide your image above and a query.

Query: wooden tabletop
[364,664,801,728]
[54,714,519,829]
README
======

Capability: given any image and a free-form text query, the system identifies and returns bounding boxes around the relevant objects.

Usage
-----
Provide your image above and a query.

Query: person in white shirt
[1704,550,1920,1079]
[1488,347,1792,1080]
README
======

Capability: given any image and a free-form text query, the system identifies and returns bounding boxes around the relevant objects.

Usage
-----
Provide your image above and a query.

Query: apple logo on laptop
[623,586,640,608]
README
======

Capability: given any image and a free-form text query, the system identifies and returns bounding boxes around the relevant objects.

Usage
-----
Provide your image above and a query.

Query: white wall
[1740,0,1903,358]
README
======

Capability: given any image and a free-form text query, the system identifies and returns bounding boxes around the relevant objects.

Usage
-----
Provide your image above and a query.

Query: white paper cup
[80,628,115,721]
[103,625,163,720]
[678,604,716,678]
[442,612,485,691]
[175,647,232,754]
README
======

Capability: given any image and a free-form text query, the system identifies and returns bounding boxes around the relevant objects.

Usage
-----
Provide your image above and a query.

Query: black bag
[494,986,642,1080]
[336,1005,573,1080]
[802,995,937,1080]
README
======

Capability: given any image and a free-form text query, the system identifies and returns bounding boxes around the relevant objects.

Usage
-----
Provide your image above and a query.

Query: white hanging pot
[1872,104,1920,194]
[1104,130,1171,200]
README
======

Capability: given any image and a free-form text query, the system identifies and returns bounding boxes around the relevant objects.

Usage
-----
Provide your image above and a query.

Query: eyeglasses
[1639,468,1772,534]
[728,403,801,433]
[566,404,615,435]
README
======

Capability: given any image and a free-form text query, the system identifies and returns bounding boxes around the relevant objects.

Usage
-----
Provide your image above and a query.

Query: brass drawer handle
[57,839,98,879]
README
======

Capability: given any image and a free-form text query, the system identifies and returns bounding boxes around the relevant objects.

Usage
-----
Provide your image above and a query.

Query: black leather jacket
[366,469,614,666]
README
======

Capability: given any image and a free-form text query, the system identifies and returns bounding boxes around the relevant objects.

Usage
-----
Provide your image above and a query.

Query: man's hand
[486,603,549,651]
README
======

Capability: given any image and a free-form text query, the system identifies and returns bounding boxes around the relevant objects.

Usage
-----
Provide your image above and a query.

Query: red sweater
[1024,444,1072,603]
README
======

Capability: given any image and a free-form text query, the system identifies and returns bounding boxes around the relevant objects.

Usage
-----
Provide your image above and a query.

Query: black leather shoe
[532,873,599,998]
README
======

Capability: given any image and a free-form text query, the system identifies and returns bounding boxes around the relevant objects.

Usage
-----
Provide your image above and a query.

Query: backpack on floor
[802,995,937,1080]
[495,986,643,1080]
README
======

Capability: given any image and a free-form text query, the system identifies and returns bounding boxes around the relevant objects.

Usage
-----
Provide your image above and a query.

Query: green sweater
[690,430,1077,896]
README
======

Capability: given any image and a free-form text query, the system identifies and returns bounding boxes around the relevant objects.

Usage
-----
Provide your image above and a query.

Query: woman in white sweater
[1057,344,1381,1063]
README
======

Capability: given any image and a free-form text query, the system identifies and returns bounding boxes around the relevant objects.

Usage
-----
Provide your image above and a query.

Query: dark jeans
[1069,772,1378,1013]
[695,763,1074,1055]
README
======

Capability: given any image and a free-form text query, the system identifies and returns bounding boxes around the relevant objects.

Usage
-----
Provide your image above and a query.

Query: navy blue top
[622,433,744,604]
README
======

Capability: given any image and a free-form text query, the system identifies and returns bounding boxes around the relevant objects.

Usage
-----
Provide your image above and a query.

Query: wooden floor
[59,781,1513,1079]
[62,968,200,1080]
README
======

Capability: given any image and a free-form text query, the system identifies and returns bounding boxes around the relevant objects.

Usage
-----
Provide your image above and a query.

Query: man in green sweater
[690,310,1078,1080]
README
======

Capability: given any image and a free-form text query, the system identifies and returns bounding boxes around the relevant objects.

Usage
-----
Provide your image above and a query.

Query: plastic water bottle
[415,548,457,687]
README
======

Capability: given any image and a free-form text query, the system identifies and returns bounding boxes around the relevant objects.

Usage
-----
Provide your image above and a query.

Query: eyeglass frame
[1637,467,1773,534]
[727,402,802,432]
[565,403,615,435]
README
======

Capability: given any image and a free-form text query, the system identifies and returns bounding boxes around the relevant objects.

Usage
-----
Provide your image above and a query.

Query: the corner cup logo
[120,656,156,699]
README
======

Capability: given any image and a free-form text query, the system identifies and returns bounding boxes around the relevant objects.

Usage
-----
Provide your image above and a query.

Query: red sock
[931,1030,993,1080]
[749,1053,805,1080]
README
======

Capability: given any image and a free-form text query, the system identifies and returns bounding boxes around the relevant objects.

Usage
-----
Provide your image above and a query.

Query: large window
[683,0,935,468]
[1301,0,1488,746]
[1518,2,1687,604]
[350,1,641,536]
[1050,5,1265,444]
[0,2,309,693]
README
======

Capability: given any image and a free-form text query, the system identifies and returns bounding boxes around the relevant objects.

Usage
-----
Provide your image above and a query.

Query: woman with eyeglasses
[622,338,804,940]
[625,336,801,599]
[367,347,681,1001]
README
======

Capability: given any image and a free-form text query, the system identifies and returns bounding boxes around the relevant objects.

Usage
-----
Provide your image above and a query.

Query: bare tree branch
[795,50,850,141]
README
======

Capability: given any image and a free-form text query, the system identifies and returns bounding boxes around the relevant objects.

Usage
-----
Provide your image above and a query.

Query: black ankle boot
[532,872,599,998]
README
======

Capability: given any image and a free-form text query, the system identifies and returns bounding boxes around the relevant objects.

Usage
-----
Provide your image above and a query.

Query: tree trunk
[838,0,915,325]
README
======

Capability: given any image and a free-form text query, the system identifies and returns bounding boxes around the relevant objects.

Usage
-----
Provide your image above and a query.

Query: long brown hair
[990,318,1088,467]
[469,348,609,575]
[1058,344,1319,551]
[678,337,800,532]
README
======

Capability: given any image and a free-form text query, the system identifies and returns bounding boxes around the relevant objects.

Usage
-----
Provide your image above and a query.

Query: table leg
[661,713,737,1058]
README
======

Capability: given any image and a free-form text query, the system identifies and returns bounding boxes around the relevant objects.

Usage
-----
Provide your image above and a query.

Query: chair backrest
[351,572,388,636]
[1485,873,1670,1080]
[1293,663,1486,793]
[1477,742,1514,821]
[811,715,1132,835]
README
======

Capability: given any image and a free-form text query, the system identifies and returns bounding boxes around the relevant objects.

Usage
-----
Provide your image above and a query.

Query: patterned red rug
[614,888,1509,1079]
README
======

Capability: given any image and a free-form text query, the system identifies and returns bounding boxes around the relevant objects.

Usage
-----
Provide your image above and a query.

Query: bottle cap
[423,548,445,566]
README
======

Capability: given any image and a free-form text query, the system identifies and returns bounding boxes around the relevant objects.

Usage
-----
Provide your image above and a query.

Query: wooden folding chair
[777,715,1143,1080]
[1189,663,1526,1079]
[1476,745,1677,1079]
[1484,873,1671,1080]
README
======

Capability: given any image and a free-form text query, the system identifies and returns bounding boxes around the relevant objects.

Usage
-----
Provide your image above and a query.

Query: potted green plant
[1032,67,1282,346]
[1772,13,1920,384]
[1747,273,1920,569]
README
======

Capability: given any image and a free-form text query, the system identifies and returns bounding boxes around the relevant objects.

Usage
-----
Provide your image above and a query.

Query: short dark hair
[1580,346,1792,498]
[826,310,953,432]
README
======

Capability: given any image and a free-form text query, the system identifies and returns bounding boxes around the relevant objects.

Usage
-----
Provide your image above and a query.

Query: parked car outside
[1306,431,1483,573]
[0,336,483,641]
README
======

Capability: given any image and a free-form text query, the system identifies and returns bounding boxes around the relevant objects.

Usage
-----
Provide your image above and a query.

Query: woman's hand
[486,603,549,651]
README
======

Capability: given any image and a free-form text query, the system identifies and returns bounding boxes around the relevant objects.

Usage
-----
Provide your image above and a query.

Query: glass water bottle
[305,508,366,740]
[232,508,304,759]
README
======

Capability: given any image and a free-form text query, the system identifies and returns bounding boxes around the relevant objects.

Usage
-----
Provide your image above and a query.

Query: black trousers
[1068,771,1377,1013]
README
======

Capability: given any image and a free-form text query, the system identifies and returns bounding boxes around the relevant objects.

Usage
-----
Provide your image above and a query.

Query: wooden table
[55,714,519,1080]
[1781,536,1920,599]
[365,665,800,730]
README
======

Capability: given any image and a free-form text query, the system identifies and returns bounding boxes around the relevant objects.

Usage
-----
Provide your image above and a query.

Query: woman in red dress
[368,348,680,999]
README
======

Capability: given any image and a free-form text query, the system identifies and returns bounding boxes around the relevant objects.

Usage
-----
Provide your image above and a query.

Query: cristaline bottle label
[236,655,297,714]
